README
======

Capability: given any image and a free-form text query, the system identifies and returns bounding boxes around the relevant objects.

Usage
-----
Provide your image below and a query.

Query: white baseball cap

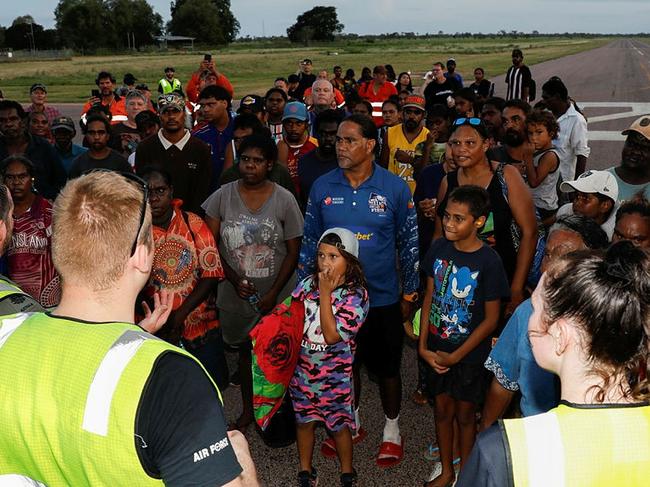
[560,170,619,202]
[318,227,359,258]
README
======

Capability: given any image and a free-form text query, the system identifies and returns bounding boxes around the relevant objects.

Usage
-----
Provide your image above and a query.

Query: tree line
[0,0,240,52]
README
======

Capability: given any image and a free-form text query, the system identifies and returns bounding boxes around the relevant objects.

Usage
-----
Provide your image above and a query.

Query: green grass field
[0,36,614,103]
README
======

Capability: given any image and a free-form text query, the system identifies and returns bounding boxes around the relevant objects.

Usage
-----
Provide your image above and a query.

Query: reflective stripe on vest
[0,277,23,295]
[370,101,383,118]
[82,329,159,436]
[0,314,29,350]
[512,412,565,487]
[0,474,47,486]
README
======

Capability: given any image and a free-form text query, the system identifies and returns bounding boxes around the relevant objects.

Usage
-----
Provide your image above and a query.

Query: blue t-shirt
[484,299,560,416]
[298,164,419,307]
[414,163,446,259]
[424,238,510,363]
[55,143,88,174]
[192,118,234,192]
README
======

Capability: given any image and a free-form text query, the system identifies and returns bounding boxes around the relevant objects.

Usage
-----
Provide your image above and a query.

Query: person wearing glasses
[0,155,60,308]
[139,167,229,391]
[68,114,132,179]
[435,117,538,316]
[458,241,650,486]
[0,171,259,486]
[203,133,304,431]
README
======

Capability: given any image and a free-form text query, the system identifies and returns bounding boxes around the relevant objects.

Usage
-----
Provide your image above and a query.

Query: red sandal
[320,427,368,458]
[375,436,405,468]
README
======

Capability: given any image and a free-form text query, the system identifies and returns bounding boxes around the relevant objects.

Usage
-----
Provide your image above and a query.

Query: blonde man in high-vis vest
[457,242,650,487]
[0,172,258,486]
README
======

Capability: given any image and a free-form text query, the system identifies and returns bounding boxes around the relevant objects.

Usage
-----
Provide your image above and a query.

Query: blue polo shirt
[192,117,234,192]
[298,163,419,307]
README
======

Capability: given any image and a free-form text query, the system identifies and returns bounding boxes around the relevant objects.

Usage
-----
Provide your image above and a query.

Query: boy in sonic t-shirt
[418,185,510,487]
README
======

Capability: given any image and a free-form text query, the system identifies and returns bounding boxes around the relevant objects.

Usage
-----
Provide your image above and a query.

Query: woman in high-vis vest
[457,240,650,487]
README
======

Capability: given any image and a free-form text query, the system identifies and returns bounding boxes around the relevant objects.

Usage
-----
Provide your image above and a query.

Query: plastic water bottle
[242,279,261,313]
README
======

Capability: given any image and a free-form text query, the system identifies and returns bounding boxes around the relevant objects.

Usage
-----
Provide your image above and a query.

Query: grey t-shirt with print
[202,181,304,316]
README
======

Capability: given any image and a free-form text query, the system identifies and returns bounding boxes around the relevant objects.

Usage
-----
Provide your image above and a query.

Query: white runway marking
[582,102,650,141]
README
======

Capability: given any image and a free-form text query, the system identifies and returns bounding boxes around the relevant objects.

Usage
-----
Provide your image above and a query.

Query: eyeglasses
[82,169,148,256]
[453,117,483,126]
[3,172,31,183]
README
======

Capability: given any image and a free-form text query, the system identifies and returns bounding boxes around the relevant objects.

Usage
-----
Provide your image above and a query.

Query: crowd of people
[0,47,649,487]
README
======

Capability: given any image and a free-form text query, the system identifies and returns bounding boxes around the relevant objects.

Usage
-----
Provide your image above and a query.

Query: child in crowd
[524,110,561,226]
[556,169,619,239]
[289,228,369,487]
[419,186,510,487]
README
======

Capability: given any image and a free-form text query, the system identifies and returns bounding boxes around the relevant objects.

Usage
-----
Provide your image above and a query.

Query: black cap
[165,66,175,72]
[30,83,47,94]
[237,94,264,114]
[123,73,137,84]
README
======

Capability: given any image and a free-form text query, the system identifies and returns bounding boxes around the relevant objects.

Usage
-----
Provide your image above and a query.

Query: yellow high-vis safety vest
[158,77,182,95]
[503,402,650,486]
[0,312,221,486]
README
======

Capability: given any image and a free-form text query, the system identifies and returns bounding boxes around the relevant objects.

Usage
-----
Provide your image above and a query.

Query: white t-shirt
[554,104,590,182]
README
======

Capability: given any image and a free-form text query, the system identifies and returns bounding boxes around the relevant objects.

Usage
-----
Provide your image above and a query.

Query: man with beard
[606,115,650,203]
[0,100,66,199]
[480,96,506,145]
[81,71,127,124]
[297,109,342,210]
[380,95,429,194]
[541,77,590,181]
[277,101,318,196]
[69,115,132,179]
[488,99,532,178]
[135,93,212,215]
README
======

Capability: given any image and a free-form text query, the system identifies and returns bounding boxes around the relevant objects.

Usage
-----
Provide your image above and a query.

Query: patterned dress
[288,276,369,432]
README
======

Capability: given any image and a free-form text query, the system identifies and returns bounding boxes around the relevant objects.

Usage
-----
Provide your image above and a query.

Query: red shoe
[375,436,405,468]
[320,427,368,458]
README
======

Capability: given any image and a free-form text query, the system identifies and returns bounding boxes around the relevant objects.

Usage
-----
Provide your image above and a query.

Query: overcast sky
[3,1,649,36]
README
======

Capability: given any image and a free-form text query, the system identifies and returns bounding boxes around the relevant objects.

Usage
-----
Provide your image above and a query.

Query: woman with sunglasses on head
[203,133,304,431]
[434,118,538,316]
[1,155,60,307]
[458,240,650,486]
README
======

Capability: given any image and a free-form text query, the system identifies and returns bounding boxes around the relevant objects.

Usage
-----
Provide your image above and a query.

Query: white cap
[560,170,619,202]
[318,227,359,258]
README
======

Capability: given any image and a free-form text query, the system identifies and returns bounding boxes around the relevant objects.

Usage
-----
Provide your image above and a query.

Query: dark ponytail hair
[542,241,650,401]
